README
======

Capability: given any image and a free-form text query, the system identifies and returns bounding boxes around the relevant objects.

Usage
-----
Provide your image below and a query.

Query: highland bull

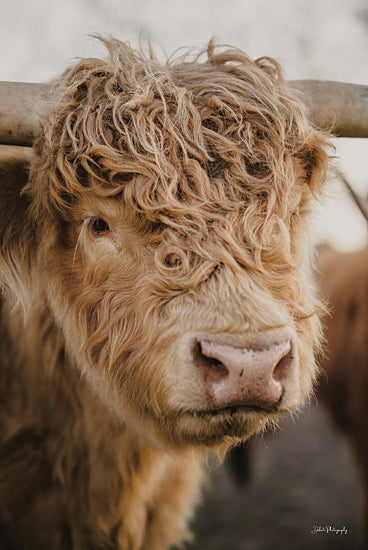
[0,39,367,550]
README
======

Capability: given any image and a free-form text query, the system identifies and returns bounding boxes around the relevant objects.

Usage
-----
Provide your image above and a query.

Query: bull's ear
[0,145,35,315]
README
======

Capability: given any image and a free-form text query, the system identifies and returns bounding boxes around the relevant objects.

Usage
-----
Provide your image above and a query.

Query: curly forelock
[29,37,331,291]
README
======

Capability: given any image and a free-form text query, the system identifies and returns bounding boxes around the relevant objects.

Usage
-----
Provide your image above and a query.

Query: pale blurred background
[0,0,367,251]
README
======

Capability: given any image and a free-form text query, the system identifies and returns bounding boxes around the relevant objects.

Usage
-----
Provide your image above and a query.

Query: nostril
[273,348,292,383]
[194,341,229,378]
[204,356,225,370]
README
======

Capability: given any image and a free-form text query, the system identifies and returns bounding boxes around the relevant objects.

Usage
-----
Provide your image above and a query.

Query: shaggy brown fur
[0,39,331,549]
[318,246,368,537]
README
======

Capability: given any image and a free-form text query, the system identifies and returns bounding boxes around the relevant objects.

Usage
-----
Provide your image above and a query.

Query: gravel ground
[188,403,365,550]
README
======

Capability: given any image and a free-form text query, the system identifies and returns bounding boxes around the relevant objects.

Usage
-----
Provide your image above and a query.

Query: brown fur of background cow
[318,245,368,538]
[0,39,331,549]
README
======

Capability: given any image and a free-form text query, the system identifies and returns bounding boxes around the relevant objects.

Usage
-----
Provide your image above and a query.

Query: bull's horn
[0,80,368,146]
[289,80,368,138]
[0,82,49,147]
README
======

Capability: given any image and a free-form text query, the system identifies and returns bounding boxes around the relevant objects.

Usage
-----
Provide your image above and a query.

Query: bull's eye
[91,218,110,235]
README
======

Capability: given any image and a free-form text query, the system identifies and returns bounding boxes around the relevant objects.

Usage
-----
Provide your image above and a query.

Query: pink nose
[196,338,292,410]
